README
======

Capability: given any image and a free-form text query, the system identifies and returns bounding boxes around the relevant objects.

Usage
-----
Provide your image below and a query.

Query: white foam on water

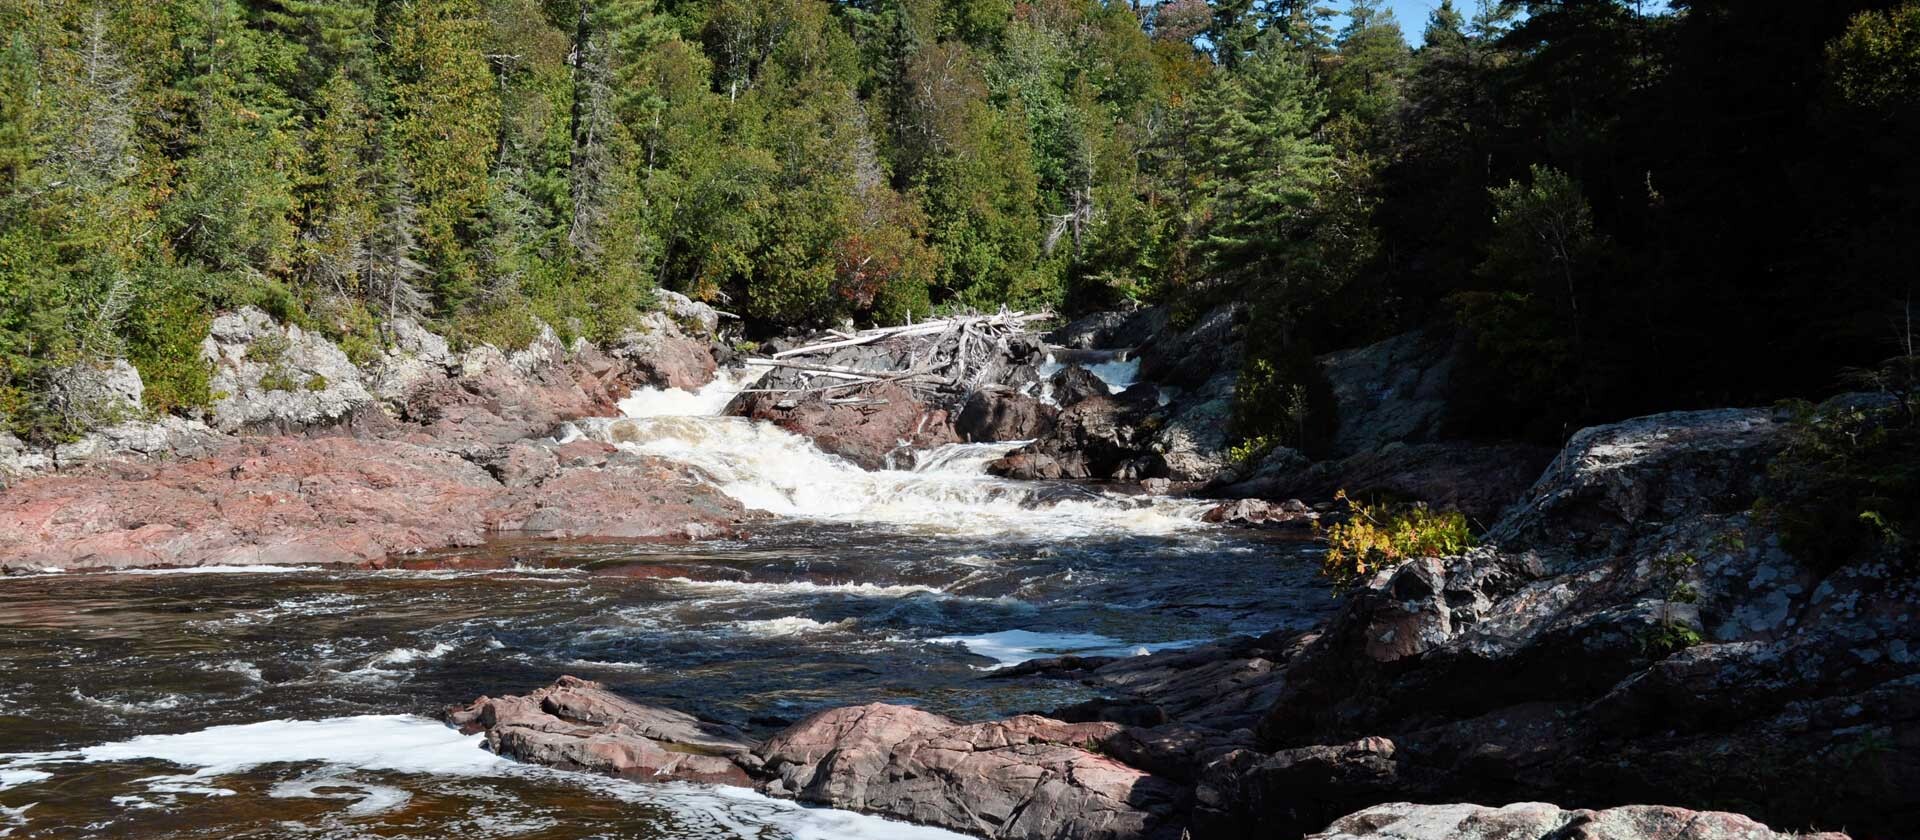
[724,617,853,638]
[618,366,764,419]
[931,629,1200,668]
[372,641,456,666]
[0,769,49,791]
[582,377,1213,538]
[68,690,190,716]
[119,565,324,576]
[1036,353,1142,395]
[0,715,972,839]
[271,772,413,816]
[663,577,944,600]
[592,365,1213,538]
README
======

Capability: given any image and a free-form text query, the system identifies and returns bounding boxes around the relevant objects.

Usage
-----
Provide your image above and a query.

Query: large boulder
[729,382,958,470]
[1489,407,1789,553]
[449,676,756,786]
[47,359,144,428]
[1310,802,1850,840]
[958,388,1057,442]
[1049,363,1113,407]
[202,307,375,432]
[758,705,1186,840]
[453,680,1188,840]
[1147,372,1235,483]
[989,391,1159,480]
[1182,406,1920,839]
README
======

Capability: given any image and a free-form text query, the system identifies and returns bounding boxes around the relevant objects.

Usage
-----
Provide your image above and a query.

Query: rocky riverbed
[0,303,1906,839]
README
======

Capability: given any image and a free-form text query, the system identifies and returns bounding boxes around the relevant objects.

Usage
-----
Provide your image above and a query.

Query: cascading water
[0,367,1335,839]
[583,367,1212,537]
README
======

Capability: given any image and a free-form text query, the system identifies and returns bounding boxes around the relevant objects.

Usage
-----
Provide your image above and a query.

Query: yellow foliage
[1320,490,1474,592]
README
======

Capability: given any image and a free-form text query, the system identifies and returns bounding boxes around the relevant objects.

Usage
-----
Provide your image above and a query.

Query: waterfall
[576,367,1211,538]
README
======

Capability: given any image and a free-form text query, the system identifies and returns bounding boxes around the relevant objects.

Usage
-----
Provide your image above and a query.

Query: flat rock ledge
[449,676,1187,840]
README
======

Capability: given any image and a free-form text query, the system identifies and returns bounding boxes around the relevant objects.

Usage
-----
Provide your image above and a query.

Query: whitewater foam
[120,565,324,576]
[0,715,971,839]
[932,629,1200,668]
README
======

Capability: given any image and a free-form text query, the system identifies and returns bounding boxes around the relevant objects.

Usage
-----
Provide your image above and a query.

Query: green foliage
[1827,4,1920,116]
[125,272,214,415]
[1760,384,1920,571]
[1641,551,1704,657]
[1320,490,1474,593]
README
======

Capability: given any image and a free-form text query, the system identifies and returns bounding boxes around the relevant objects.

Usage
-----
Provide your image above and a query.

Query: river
[0,368,1333,838]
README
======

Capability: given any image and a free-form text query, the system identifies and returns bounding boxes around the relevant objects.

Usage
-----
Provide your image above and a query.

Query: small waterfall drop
[582,368,1211,537]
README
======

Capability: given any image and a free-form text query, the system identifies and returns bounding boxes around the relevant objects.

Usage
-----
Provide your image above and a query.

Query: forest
[1,0,1916,447]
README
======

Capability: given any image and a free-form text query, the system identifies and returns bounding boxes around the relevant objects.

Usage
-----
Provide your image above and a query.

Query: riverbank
[437,401,1914,839]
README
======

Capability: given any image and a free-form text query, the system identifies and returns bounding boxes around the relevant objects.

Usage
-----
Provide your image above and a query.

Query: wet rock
[1317,328,1458,458]
[1308,802,1851,840]
[988,392,1156,481]
[449,676,756,786]
[491,455,756,541]
[1201,498,1315,529]
[0,437,501,572]
[759,704,1186,840]
[957,388,1057,442]
[729,382,958,471]
[1049,363,1112,406]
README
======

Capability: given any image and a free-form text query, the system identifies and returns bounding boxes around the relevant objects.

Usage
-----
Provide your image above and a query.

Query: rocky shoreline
[444,401,1911,840]
[1,302,1909,839]
[0,295,755,574]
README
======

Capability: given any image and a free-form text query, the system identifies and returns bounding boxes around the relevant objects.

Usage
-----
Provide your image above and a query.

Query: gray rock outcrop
[202,306,374,432]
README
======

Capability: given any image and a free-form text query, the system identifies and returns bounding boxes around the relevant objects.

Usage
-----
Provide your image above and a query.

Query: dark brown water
[0,524,1330,838]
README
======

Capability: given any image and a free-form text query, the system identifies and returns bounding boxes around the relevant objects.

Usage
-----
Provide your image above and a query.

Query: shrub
[1759,383,1919,571]
[1320,490,1474,592]
[125,271,215,416]
[1233,346,1337,456]
[1640,551,1704,657]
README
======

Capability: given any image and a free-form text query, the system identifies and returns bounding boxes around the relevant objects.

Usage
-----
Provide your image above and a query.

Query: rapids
[0,367,1333,838]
